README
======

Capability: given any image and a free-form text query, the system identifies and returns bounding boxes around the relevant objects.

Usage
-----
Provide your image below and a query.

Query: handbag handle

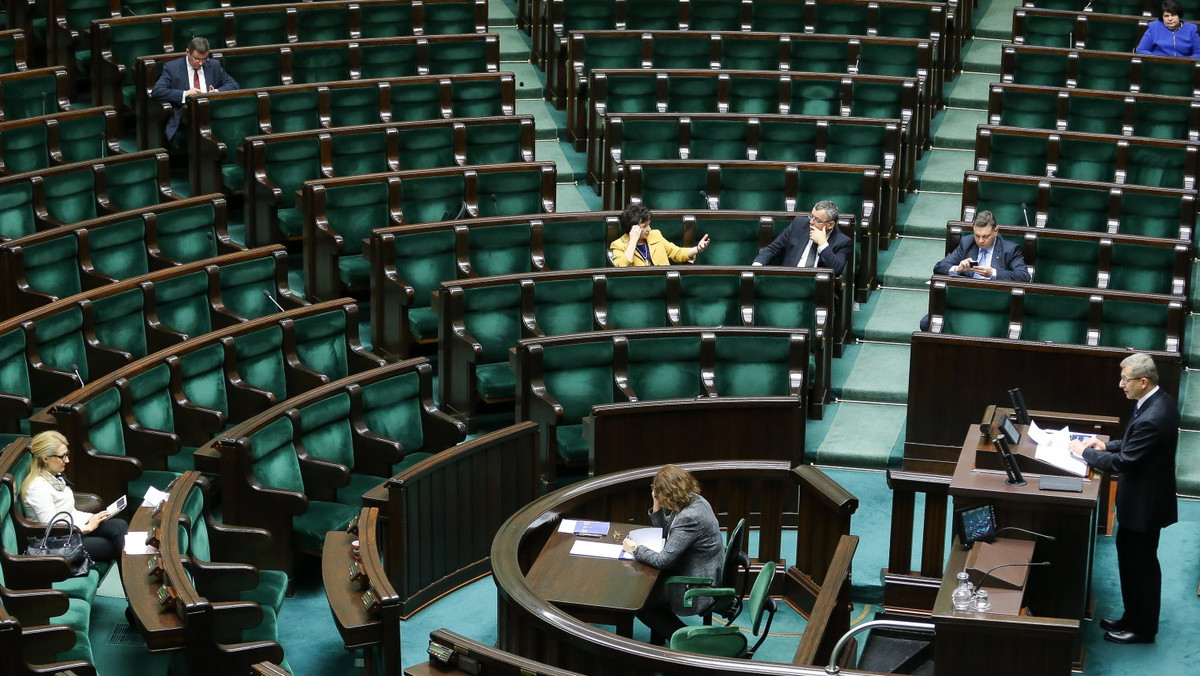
[36,510,79,545]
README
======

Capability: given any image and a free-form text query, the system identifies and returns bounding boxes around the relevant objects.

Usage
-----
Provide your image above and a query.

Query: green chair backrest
[84,386,129,459]
[467,222,533,277]
[42,167,98,225]
[322,182,388,257]
[87,215,150,281]
[297,392,355,470]
[296,5,352,43]
[626,334,703,400]
[0,325,32,407]
[827,122,888,166]
[177,342,229,416]
[713,334,795,396]
[102,154,165,212]
[248,417,303,492]
[1,123,49,174]
[359,3,416,38]
[1099,299,1168,350]
[232,325,287,400]
[1131,97,1192,141]
[532,277,596,336]
[540,340,616,423]
[696,218,765,267]
[261,138,321,209]
[89,287,148,361]
[1046,183,1108,233]
[972,175,1039,227]
[0,71,57,120]
[814,2,869,35]
[1075,53,1132,93]
[397,125,456,169]
[21,235,82,302]
[360,42,421,79]
[1056,137,1117,183]
[719,34,781,70]
[150,269,212,339]
[31,306,88,379]
[477,168,546,216]
[1117,191,1185,239]
[460,285,523,363]
[421,0,480,35]
[290,309,353,381]
[942,284,1011,338]
[218,255,283,320]
[789,78,840,117]
[788,39,850,74]
[719,166,787,212]
[1085,18,1141,53]
[617,118,682,162]
[626,0,681,29]
[268,90,321,134]
[541,218,609,270]
[291,45,351,84]
[986,131,1050,177]
[651,34,712,70]
[1064,95,1123,136]
[330,130,391,177]
[1032,236,1099,287]
[690,118,750,161]
[424,38,492,75]
[1022,13,1075,48]
[152,200,222,263]
[996,88,1057,131]
[1108,242,1174,295]
[463,120,527,165]
[690,0,742,31]
[635,164,707,210]
[1011,50,1069,88]
[605,274,670,329]
[393,229,458,309]
[757,119,818,162]
[749,0,805,33]
[359,369,426,455]
[1125,143,1188,190]
[449,77,508,117]
[751,274,816,330]
[665,73,720,112]
[326,85,384,127]
[1020,290,1090,344]
[400,173,466,223]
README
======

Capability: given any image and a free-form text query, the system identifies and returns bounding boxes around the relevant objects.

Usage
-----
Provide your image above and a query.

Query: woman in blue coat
[1136,1,1200,57]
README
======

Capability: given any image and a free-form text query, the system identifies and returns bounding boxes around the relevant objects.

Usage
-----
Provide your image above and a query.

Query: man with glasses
[150,36,239,146]
[1069,353,1179,645]
[751,200,850,276]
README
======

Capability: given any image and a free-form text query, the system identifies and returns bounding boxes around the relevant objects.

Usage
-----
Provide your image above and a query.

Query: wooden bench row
[1001,42,1200,97]
[0,107,122,176]
[0,65,72,123]
[987,82,1200,143]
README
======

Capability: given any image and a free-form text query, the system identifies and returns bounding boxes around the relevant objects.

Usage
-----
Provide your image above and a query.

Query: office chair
[664,518,751,625]
[668,560,777,658]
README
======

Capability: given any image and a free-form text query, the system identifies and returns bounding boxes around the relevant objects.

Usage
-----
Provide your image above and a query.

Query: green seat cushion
[409,307,439,341]
[335,472,387,507]
[222,164,245,192]
[555,423,588,465]
[475,362,516,400]
[294,501,359,552]
[392,451,435,476]
[242,569,289,614]
[277,207,304,239]
[51,569,101,605]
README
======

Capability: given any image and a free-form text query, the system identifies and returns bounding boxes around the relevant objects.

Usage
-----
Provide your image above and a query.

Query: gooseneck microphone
[262,289,286,313]
[971,561,1051,610]
[489,193,498,215]
[1020,202,1031,229]
[70,363,85,387]
[698,190,712,209]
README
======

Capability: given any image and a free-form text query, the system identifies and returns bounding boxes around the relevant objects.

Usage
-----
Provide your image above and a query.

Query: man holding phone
[933,210,1031,281]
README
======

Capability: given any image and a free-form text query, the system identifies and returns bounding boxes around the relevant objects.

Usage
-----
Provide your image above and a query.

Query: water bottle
[951,571,974,611]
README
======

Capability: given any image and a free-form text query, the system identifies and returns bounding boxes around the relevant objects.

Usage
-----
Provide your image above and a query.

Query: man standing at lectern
[1069,353,1179,645]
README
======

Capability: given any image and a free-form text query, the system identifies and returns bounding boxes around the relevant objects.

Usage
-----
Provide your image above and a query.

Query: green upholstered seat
[1132,98,1193,140]
[267,90,321,134]
[626,0,680,29]
[467,222,534,277]
[295,393,382,506]
[827,122,889,167]
[322,181,388,290]
[995,88,1058,131]
[859,41,923,81]
[218,256,284,321]
[1108,243,1175,295]
[422,0,479,34]
[1090,0,1142,12]
[605,274,670,329]
[49,598,94,664]
[719,34,781,71]
[152,200,222,263]
[464,121,527,165]
[81,385,178,497]
[600,73,660,116]
[258,138,320,220]
[87,215,150,280]
[476,168,545,216]
[30,307,88,379]
[459,284,523,399]
[693,218,765,267]
[814,3,869,35]
[789,79,840,117]
[690,0,742,30]
[689,119,750,161]
[795,168,867,236]
[713,334,797,397]
[388,80,443,121]
[327,85,383,128]
[532,277,596,335]
[291,308,362,382]
[106,21,161,81]
[1084,20,1138,52]
[0,71,59,120]
[1064,95,1123,136]
[393,228,458,341]
[1117,192,1185,239]
[1017,289,1094,343]
[1,123,49,174]
[985,131,1049,177]
[669,560,777,658]
[626,334,703,400]
[749,0,805,33]
[20,235,82,302]
[101,154,164,212]
[718,166,787,212]
[0,31,21,74]
[581,35,643,79]
[358,369,437,474]
[150,270,212,340]
[1021,14,1075,48]
[176,343,231,422]
[971,175,1039,226]
[424,39,491,75]
[206,95,260,178]
[330,131,391,177]
[222,52,284,91]
[231,10,288,46]
[541,217,609,270]
[0,327,33,434]
[1010,50,1070,88]
[397,126,456,169]
[296,5,351,42]
[291,45,350,84]
[1140,60,1196,97]
[171,15,225,51]
[848,81,908,122]
[651,34,712,70]
[757,119,818,162]
[1126,144,1188,189]
[449,78,507,118]
[400,173,466,224]
[788,40,851,74]
[1075,54,1132,93]
[359,3,416,38]
[232,325,287,400]
[1056,137,1117,183]
[751,274,817,331]
[559,0,618,37]
[1046,184,1108,233]
[125,364,195,473]
[89,287,148,362]
[1100,299,1168,351]
[1032,236,1099,287]
[360,42,421,80]
[42,167,97,225]
[540,340,616,464]
[634,164,707,210]
[614,118,682,163]
[941,284,1011,338]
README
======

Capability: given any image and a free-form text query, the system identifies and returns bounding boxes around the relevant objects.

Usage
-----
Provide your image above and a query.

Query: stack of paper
[1027,421,1089,477]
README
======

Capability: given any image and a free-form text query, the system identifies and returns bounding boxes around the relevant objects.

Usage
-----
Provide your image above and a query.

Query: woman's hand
[651,488,661,513]
[80,511,110,534]
[622,538,637,554]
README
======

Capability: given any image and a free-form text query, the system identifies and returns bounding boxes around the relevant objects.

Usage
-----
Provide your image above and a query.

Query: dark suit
[932,233,1031,281]
[1082,388,1179,636]
[753,215,851,277]
[632,494,724,641]
[149,55,239,141]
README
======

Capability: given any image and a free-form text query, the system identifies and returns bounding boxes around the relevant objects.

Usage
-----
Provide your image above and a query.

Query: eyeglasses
[1119,375,1144,384]
[50,453,69,460]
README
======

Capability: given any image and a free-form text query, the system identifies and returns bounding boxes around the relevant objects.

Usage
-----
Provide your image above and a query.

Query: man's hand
[185,87,202,99]
[971,263,996,278]
[953,258,975,274]
[1068,437,1105,456]
[809,223,829,247]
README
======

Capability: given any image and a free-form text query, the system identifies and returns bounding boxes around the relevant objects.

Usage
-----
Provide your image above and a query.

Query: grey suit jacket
[633,494,724,616]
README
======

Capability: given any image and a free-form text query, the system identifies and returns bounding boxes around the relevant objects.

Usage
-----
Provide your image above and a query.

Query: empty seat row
[0,107,121,176]
[186,72,517,194]
[942,222,1189,297]
[974,125,1198,191]
[27,298,380,502]
[436,265,838,425]
[0,29,27,74]
[0,246,301,440]
[926,275,1185,352]
[201,358,465,574]
[987,82,1200,143]
[0,66,71,122]
[512,326,810,484]
[245,117,537,246]
[619,159,881,300]
[134,34,502,149]
[360,210,849,357]
[961,171,1195,241]
[91,0,489,110]
[1019,0,1169,16]
[1000,43,1200,97]
[0,149,175,242]
[0,194,239,317]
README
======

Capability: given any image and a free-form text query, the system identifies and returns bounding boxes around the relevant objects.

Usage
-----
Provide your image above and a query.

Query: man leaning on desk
[1069,353,1179,646]
[622,465,723,645]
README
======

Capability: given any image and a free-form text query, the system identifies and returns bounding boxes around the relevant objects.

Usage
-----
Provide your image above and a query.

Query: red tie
[192,68,200,90]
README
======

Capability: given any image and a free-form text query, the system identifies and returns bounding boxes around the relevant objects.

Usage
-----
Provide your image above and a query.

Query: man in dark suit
[149,37,239,145]
[1069,353,1179,645]
[932,210,1030,282]
[751,200,851,277]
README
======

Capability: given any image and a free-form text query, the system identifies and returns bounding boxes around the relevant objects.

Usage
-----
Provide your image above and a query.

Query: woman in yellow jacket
[610,203,711,266]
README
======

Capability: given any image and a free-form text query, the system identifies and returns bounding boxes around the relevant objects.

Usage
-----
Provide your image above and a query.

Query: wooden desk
[524,528,659,638]
[119,505,184,653]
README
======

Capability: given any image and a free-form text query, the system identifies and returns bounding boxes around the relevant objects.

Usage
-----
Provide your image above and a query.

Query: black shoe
[1104,630,1154,644]
[1099,617,1126,632]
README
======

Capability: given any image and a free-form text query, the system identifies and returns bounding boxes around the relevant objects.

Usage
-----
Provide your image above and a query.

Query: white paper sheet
[141,486,169,508]
[627,527,664,553]
[123,531,159,556]
[569,539,634,560]
[1029,422,1089,477]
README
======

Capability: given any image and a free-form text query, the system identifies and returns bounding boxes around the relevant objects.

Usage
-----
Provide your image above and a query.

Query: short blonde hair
[21,431,69,500]
[652,465,701,513]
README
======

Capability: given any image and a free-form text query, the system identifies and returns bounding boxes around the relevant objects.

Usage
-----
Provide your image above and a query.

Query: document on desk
[570,539,635,560]
[1027,420,1089,477]
[627,527,664,553]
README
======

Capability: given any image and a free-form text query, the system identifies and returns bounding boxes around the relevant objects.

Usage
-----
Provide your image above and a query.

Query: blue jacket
[149,55,239,140]
[1135,20,1200,57]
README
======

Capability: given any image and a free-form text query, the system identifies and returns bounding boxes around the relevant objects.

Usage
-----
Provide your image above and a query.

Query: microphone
[1083,0,1093,11]
[970,561,1051,611]
[993,526,1055,542]
[993,435,1026,487]
[1020,202,1031,229]
[851,54,860,74]
[698,190,712,209]
[262,289,286,313]
[70,363,85,387]
[123,4,135,14]
[42,90,48,116]
[489,193,498,215]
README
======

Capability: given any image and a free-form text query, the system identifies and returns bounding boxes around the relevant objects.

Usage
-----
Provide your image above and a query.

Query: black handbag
[25,511,92,577]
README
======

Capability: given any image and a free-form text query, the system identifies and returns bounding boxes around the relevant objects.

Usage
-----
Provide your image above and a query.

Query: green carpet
[812,402,908,469]
[930,108,987,150]
[556,183,604,212]
[961,39,1006,75]
[855,288,928,343]
[973,0,1020,40]
[537,139,585,182]
[945,72,996,109]
[508,62,547,99]
[914,149,975,192]
[878,237,945,289]
[515,99,565,138]
[895,191,964,238]
[497,27,533,61]
[1180,371,1200,429]
[834,343,912,404]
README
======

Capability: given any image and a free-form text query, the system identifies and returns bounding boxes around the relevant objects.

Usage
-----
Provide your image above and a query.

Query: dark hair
[973,210,997,229]
[1163,0,1183,17]
[619,203,652,234]
[187,37,211,54]
[652,465,701,513]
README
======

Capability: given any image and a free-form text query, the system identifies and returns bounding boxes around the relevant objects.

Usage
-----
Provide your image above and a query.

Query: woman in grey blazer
[623,465,724,643]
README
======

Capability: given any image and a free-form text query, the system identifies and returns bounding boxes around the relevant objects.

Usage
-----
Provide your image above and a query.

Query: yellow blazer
[609,229,692,267]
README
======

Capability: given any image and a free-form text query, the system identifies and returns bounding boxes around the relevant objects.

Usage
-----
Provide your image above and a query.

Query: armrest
[211,600,265,634]
[0,586,69,626]
[0,551,72,592]
[205,520,273,563]
[348,427,402,478]
[682,585,736,608]
[186,559,259,601]
[73,493,103,513]
[125,424,181,459]
[297,454,351,493]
